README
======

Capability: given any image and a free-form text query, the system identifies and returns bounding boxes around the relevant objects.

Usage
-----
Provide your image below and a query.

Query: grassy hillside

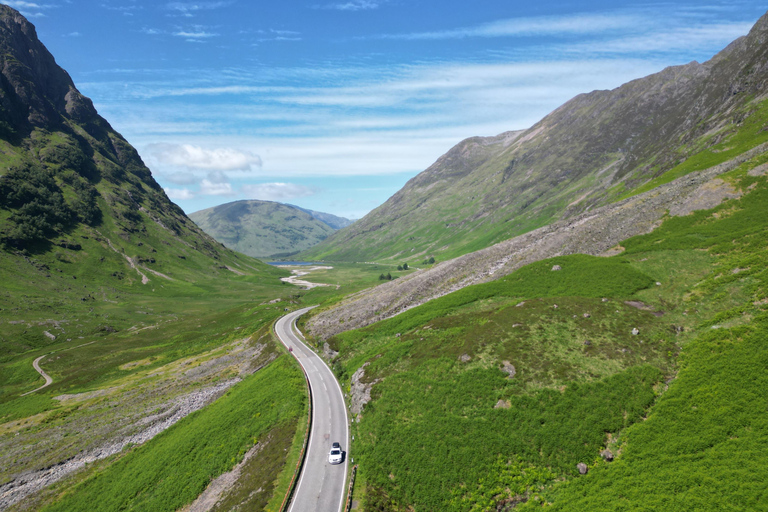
[306,158,768,511]
[189,200,339,259]
[0,7,310,510]
[301,11,768,264]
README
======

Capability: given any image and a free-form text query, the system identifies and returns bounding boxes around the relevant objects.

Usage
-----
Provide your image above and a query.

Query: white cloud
[146,143,262,171]
[5,0,56,16]
[319,0,381,11]
[164,187,195,200]
[564,22,753,55]
[164,171,199,185]
[378,13,642,40]
[173,30,219,39]
[166,1,232,16]
[200,179,235,196]
[101,3,142,15]
[5,1,51,8]
[241,182,316,200]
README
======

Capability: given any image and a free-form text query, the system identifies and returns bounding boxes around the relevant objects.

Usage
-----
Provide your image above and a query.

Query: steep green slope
[189,200,338,259]
[302,10,768,263]
[0,5,287,357]
[308,160,768,511]
[516,166,768,511]
[0,7,305,510]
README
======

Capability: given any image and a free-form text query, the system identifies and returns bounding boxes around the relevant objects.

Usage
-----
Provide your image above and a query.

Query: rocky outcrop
[349,363,378,417]
[307,143,765,340]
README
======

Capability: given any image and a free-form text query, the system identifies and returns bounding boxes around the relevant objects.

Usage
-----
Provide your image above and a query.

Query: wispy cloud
[166,1,233,17]
[5,0,56,17]
[318,0,381,11]
[145,143,262,171]
[563,22,753,55]
[241,182,316,200]
[377,12,642,40]
[164,187,195,200]
[254,29,302,43]
[199,179,234,196]
[101,2,142,16]
[173,29,219,39]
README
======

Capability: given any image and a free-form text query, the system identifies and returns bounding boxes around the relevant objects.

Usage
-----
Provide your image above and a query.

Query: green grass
[319,168,768,511]
[526,317,768,512]
[42,354,305,512]
[357,361,662,511]
[510,162,768,511]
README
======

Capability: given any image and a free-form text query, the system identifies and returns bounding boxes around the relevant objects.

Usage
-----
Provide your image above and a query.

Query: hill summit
[189,200,353,259]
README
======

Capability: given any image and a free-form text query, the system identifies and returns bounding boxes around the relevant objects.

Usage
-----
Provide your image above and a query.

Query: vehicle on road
[329,442,343,464]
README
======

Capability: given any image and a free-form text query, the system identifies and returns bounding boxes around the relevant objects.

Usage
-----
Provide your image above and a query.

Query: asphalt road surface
[275,307,349,512]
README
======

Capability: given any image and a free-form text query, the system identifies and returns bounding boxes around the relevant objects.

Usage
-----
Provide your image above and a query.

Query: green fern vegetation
[318,157,768,511]
[514,160,768,511]
[42,355,306,512]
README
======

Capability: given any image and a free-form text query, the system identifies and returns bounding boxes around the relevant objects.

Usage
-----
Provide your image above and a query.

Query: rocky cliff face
[0,5,269,280]
[301,10,768,264]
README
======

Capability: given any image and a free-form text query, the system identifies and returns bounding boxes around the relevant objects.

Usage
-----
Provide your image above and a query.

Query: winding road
[20,355,53,396]
[275,307,349,512]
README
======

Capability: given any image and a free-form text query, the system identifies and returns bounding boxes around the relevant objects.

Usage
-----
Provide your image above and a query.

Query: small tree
[397,265,403,271]
[379,273,386,280]
[386,272,392,280]
[428,257,435,264]
[403,263,409,270]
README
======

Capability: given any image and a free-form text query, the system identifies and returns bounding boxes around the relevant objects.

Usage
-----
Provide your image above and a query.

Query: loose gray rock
[551,265,562,271]
[632,328,640,335]
[601,449,614,462]
[494,399,511,409]
[501,361,516,378]
[350,363,379,416]
[577,463,588,475]
[459,353,471,362]
[323,342,339,361]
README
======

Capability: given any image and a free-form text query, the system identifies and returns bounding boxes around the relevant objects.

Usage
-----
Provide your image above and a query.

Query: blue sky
[10,0,767,219]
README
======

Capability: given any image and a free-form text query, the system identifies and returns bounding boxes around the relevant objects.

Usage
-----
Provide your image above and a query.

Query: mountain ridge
[300,10,768,263]
[189,199,351,259]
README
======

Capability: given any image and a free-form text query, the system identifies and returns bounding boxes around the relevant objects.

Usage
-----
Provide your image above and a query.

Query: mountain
[301,11,768,263]
[288,204,355,230]
[0,5,285,355]
[0,8,302,510]
[189,200,348,258]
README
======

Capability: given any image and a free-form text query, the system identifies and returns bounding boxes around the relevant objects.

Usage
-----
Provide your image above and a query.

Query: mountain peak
[0,5,89,131]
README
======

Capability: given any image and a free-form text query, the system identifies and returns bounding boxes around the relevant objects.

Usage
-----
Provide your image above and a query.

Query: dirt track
[20,356,53,396]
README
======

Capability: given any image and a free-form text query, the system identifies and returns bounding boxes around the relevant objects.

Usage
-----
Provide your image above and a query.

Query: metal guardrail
[344,465,358,512]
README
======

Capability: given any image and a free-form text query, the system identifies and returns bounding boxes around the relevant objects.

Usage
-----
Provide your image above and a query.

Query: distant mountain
[0,4,281,321]
[288,204,355,230]
[301,11,768,263]
[189,200,348,258]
